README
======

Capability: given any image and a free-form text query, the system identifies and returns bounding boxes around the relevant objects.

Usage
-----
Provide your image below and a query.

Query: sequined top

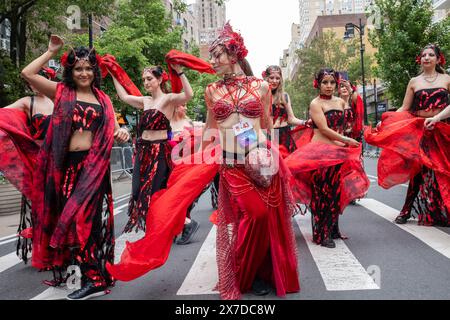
[72,101,103,133]
[212,99,262,121]
[411,88,449,113]
[138,109,172,137]
[312,109,344,132]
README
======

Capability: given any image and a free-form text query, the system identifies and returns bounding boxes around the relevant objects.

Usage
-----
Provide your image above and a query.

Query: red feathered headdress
[209,22,248,61]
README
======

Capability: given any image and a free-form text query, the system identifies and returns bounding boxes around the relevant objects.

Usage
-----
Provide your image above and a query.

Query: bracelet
[177,72,185,77]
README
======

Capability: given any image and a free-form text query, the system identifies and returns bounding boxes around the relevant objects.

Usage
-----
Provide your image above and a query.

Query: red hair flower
[415,55,422,65]
[439,53,446,66]
[262,71,267,78]
[161,71,169,84]
[313,79,319,89]
[60,52,69,67]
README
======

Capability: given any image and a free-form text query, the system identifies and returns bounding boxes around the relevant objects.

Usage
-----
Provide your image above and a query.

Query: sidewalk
[0,177,132,239]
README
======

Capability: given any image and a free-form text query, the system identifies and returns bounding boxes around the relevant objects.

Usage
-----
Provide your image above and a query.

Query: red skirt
[364,111,450,223]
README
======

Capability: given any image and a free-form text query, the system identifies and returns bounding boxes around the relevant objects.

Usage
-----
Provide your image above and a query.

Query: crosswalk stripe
[177,226,218,296]
[30,229,144,300]
[0,252,21,274]
[0,202,130,279]
[358,198,450,259]
[294,213,379,291]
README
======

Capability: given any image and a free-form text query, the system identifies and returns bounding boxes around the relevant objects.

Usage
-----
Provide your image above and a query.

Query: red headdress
[209,22,248,61]
[416,44,446,66]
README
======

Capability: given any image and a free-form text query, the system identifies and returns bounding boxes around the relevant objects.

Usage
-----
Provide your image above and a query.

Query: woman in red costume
[202,23,299,299]
[338,79,365,142]
[262,65,306,157]
[111,65,193,233]
[21,35,129,300]
[365,44,450,226]
[286,68,368,248]
[2,67,55,263]
[170,104,203,244]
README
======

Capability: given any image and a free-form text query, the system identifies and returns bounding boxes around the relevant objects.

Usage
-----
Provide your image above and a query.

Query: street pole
[359,18,368,125]
[88,14,93,48]
[374,78,378,126]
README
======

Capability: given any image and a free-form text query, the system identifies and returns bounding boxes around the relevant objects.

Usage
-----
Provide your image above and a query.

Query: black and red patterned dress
[124,108,173,233]
[365,87,450,226]
[272,93,297,158]
[286,108,369,245]
[17,96,52,263]
[31,83,116,288]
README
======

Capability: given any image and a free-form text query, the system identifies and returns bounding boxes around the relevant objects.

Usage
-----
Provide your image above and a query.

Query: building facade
[162,0,200,51]
[432,0,450,23]
[298,0,372,45]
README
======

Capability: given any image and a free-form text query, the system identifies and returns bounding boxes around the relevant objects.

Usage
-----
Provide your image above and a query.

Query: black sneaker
[66,282,108,300]
[321,238,336,248]
[176,219,200,245]
[394,215,409,224]
[251,277,271,296]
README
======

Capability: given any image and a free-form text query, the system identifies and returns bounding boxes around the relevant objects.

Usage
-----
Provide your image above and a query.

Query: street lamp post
[344,18,368,125]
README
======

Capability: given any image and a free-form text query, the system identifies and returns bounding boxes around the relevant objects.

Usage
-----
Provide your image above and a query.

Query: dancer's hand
[424,116,439,130]
[48,35,64,55]
[114,127,130,143]
[344,137,360,148]
[171,64,184,75]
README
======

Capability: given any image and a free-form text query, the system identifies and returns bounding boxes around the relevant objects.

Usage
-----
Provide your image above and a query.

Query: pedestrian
[110,63,193,233]
[365,44,450,226]
[21,34,130,300]
[2,67,55,263]
[262,65,306,157]
[286,68,369,248]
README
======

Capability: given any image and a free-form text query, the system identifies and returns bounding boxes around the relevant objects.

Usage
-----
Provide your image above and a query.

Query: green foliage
[368,0,448,107]
[0,50,27,107]
[285,31,373,118]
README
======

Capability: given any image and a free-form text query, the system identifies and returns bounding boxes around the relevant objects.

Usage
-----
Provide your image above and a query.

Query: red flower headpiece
[60,47,103,68]
[161,71,169,84]
[261,71,267,78]
[313,79,319,89]
[210,22,248,61]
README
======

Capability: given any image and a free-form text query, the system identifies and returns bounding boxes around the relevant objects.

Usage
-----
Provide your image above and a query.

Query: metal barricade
[111,146,135,180]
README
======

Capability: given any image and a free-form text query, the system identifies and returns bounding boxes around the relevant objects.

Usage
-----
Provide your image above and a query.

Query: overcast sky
[187,0,300,77]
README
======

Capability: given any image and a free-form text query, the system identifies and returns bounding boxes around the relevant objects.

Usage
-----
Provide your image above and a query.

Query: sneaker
[251,277,271,296]
[66,282,108,300]
[321,238,336,248]
[394,215,409,224]
[176,219,200,245]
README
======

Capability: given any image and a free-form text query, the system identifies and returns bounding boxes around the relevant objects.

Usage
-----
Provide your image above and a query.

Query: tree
[285,31,373,118]
[368,0,449,107]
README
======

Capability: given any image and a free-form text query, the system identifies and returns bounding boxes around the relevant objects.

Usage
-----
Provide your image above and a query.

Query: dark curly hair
[62,46,102,89]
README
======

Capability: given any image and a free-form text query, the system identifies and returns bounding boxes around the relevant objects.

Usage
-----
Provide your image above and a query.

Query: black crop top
[72,101,103,133]
[312,109,345,132]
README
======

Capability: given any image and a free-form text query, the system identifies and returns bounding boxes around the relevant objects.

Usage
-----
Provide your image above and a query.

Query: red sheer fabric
[352,95,364,139]
[285,142,369,211]
[165,49,216,93]
[364,111,450,213]
[102,54,143,96]
[31,83,115,270]
[107,161,219,281]
[0,109,40,199]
